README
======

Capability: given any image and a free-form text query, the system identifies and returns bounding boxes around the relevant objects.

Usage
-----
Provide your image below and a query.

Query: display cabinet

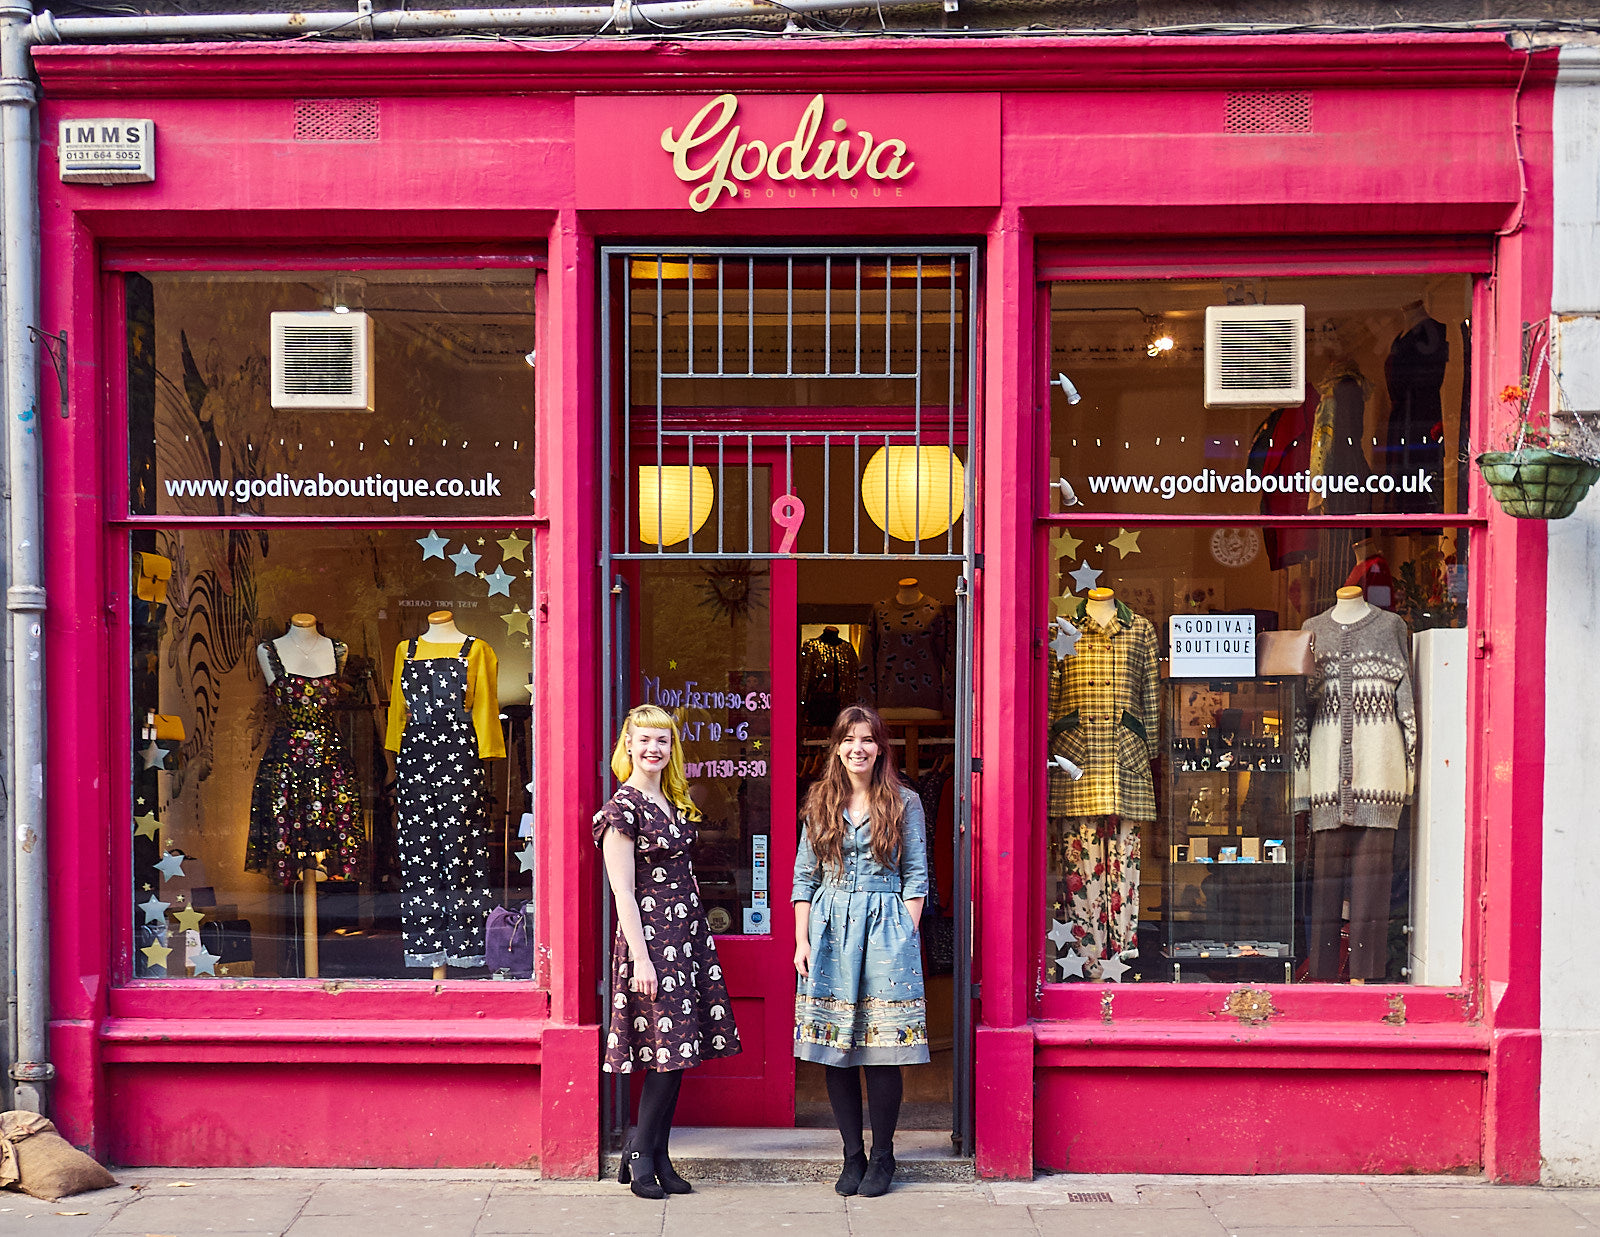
[1162,676,1300,982]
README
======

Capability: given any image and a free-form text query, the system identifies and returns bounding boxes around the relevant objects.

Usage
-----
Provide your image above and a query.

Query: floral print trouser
[1048,815,1144,981]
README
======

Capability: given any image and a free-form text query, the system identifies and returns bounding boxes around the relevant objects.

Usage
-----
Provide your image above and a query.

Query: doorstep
[601,1126,975,1183]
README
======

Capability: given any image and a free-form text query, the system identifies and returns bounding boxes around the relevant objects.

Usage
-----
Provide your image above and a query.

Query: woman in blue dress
[793,704,929,1198]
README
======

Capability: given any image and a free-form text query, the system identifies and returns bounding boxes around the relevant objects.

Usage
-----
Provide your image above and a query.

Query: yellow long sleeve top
[384,637,505,759]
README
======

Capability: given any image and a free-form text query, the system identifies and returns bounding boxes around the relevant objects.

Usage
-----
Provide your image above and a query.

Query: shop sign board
[58,118,154,184]
[1169,613,1256,679]
[576,92,999,211]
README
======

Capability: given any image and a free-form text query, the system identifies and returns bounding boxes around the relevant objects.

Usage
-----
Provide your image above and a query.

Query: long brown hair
[801,705,906,874]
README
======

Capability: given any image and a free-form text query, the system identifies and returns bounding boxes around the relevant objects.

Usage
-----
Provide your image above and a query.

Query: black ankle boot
[856,1147,896,1197]
[656,1150,693,1195]
[618,1145,667,1200]
[834,1149,868,1196]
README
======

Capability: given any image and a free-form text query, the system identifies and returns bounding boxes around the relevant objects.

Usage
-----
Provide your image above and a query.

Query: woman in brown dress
[594,704,741,1199]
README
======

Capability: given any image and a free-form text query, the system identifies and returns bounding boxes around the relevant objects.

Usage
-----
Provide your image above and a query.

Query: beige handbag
[1256,630,1315,676]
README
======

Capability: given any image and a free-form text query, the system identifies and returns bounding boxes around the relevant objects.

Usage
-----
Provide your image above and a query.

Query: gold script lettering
[661,93,916,212]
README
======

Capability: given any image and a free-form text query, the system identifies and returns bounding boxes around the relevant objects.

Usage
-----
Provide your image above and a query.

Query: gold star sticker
[524,681,537,700]
[501,608,531,636]
[173,905,206,932]
[133,812,160,841]
[1050,594,1076,619]
[668,659,678,670]
[1094,544,1104,553]
[498,532,531,562]
[523,569,533,578]
[522,639,531,648]
[753,739,763,751]
[477,537,486,546]
[1050,529,1083,562]
[1110,528,1143,558]
[140,940,172,969]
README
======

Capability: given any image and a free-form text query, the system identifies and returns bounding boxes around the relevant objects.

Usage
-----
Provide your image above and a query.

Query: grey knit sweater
[1292,607,1418,831]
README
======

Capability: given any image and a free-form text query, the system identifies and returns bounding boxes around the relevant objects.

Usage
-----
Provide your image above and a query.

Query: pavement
[4,1169,1600,1237]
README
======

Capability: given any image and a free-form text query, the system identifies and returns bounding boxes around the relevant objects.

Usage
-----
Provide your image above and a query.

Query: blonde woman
[594,705,741,1198]
[793,705,929,1197]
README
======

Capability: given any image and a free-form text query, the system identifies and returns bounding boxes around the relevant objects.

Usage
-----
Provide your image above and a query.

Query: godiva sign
[576,92,999,212]
[661,94,915,213]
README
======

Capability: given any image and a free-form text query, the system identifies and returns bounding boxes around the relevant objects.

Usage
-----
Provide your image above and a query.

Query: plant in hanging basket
[1476,324,1600,519]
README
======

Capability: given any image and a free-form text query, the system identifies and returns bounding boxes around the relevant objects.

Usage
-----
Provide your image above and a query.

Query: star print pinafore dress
[394,636,493,969]
[244,640,365,888]
[594,786,742,1073]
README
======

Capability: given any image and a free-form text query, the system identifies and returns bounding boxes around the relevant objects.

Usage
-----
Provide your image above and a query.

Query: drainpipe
[1,0,50,1114]
[32,0,928,42]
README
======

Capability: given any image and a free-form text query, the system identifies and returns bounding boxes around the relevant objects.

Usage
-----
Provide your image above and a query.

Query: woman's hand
[793,900,812,978]
[794,939,811,978]
[905,896,925,935]
[630,955,659,999]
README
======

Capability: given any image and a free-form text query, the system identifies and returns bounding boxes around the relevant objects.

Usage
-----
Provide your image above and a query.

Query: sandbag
[0,1111,116,1201]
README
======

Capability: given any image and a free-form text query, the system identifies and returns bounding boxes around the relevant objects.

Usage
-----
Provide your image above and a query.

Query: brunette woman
[595,705,741,1199]
[793,704,929,1198]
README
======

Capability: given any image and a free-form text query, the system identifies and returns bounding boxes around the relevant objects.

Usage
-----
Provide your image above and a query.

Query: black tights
[634,1068,684,1158]
[824,1064,903,1157]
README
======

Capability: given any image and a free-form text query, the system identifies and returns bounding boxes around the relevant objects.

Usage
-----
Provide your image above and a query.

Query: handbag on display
[485,902,534,979]
[1256,630,1315,676]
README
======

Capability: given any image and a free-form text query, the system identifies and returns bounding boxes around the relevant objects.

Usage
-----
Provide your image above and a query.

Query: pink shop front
[30,32,1554,1178]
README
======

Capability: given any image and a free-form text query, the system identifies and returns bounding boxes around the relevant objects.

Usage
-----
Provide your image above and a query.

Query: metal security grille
[293,98,380,142]
[604,248,975,562]
[1224,90,1313,134]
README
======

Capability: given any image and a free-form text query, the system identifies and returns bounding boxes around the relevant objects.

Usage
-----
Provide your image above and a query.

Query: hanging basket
[1477,448,1600,520]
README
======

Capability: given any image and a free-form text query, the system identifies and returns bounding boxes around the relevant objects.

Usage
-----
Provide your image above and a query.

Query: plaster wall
[1541,43,1600,1187]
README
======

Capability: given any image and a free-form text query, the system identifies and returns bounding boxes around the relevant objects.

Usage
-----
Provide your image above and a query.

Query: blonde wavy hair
[610,704,701,821]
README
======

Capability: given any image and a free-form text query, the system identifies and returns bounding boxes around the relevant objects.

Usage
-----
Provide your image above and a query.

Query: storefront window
[124,270,540,980]
[1042,275,1472,987]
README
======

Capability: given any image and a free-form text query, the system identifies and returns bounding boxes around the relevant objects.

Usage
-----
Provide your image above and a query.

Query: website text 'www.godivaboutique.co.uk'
[1082,468,1436,501]
[163,471,504,505]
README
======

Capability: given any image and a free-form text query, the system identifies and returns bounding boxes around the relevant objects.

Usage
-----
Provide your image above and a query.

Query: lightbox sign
[1168,613,1256,679]
[576,93,999,212]
[58,118,154,184]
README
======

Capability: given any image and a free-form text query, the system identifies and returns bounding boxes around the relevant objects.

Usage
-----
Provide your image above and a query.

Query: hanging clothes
[387,636,500,969]
[1249,397,1318,570]
[1308,364,1375,516]
[1382,314,1449,514]
[1050,815,1141,979]
[862,595,954,715]
[798,627,861,726]
[245,640,365,888]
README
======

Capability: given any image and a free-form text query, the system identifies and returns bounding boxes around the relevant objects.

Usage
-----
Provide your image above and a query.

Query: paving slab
[1405,1204,1596,1236]
[1198,1183,1405,1230]
[477,1193,666,1235]
[1031,1208,1228,1237]
[301,1181,492,1215]
[992,1177,1142,1207]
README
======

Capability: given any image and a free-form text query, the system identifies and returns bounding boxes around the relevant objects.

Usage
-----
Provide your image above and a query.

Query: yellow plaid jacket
[1047,598,1160,821]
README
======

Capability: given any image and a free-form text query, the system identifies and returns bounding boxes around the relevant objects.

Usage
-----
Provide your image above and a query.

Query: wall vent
[1204,305,1305,409]
[1224,90,1313,134]
[271,311,375,411]
[294,98,380,143]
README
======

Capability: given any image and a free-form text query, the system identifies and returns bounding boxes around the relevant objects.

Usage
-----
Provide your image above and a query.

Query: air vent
[1204,305,1305,409]
[1225,90,1313,134]
[271,311,374,411]
[294,98,380,143]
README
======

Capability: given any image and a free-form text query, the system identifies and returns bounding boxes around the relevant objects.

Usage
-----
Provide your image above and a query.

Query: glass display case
[1162,676,1299,982]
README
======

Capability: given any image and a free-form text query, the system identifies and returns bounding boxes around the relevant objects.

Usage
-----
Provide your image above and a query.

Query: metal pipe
[31,0,932,44]
[2,0,51,1112]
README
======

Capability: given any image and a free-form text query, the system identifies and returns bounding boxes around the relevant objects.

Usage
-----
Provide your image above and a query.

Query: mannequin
[863,578,953,720]
[1295,586,1417,982]
[244,613,364,978]
[1046,586,1159,980]
[799,624,861,726]
[388,610,504,978]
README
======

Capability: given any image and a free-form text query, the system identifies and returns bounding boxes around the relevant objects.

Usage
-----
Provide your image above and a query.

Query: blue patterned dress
[792,785,930,1067]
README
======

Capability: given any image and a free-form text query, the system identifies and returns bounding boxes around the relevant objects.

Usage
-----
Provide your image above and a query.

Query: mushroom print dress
[594,786,742,1074]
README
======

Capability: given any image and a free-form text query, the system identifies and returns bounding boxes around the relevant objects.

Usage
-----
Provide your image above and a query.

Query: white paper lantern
[638,466,714,547]
[861,446,966,543]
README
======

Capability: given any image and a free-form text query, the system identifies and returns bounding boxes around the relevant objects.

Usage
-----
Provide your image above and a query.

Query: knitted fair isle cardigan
[1292,607,1418,832]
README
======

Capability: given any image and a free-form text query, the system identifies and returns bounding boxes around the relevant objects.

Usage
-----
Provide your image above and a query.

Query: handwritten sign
[1168,614,1256,679]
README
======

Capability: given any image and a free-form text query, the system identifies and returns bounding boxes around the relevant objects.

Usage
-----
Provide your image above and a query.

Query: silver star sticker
[139,741,169,770]
[1047,919,1071,949]
[483,565,515,597]
[189,944,222,977]
[1051,619,1082,659]
[1099,953,1132,983]
[416,530,449,561]
[1057,950,1085,980]
[139,894,170,925]
[515,843,536,874]
[153,852,186,881]
[1068,560,1103,593]
[1048,754,1085,781]
[448,545,482,576]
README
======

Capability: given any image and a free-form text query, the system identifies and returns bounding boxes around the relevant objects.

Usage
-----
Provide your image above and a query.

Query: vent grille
[294,98,380,143]
[1067,1192,1115,1204]
[1204,304,1305,409]
[271,312,375,411]
[1225,90,1313,134]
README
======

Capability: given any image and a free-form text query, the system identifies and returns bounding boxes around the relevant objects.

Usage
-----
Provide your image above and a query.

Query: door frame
[598,245,980,1154]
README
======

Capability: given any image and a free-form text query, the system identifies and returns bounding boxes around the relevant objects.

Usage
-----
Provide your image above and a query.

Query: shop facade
[26,31,1556,1179]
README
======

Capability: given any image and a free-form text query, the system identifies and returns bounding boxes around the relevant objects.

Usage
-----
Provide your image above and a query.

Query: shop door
[600,247,979,1151]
